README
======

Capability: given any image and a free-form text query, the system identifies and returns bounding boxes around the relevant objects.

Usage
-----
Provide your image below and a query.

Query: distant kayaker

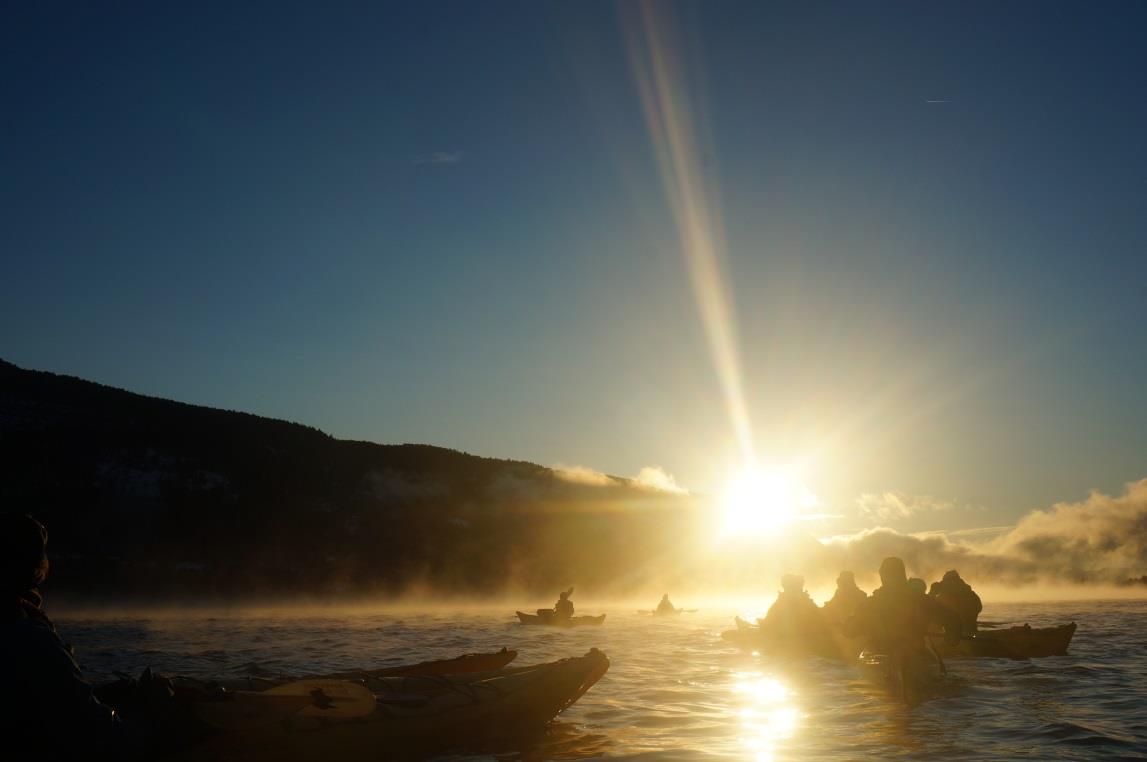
[1,513,149,757]
[929,570,983,633]
[761,574,824,641]
[847,557,962,654]
[656,594,676,615]
[554,588,575,622]
[821,571,867,625]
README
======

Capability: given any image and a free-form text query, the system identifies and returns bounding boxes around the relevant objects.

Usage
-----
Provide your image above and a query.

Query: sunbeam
[624,1,756,465]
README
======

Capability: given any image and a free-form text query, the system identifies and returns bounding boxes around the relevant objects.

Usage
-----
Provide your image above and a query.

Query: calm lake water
[58,599,1147,760]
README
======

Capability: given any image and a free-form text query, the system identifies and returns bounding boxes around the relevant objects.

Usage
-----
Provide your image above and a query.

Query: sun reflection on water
[733,671,801,761]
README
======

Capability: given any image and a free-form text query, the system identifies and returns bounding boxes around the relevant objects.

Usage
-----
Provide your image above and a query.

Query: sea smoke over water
[819,478,1147,587]
[553,464,688,494]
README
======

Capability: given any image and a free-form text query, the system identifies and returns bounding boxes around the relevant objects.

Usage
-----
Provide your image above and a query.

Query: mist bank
[812,478,1147,591]
[48,585,1147,625]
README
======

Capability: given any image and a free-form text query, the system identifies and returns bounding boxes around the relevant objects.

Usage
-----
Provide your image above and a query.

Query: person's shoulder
[3,615,72,676]
[5,611,60,642]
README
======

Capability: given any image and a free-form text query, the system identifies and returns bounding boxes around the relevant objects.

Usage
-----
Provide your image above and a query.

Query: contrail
[623,1,756,463]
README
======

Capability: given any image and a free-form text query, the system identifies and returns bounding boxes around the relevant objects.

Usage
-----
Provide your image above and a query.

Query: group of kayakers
[759,556,984,656]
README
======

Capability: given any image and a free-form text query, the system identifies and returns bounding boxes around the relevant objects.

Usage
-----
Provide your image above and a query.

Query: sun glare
[719,465,816,539]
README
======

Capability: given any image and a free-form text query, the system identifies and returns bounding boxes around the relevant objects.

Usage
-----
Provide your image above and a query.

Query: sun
[719,464,816,539]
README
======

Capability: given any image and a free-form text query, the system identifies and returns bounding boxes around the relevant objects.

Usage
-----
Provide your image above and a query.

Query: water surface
[59,600,1147,760]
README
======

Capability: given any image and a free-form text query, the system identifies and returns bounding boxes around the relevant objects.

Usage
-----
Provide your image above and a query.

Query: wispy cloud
[413,151,463,166]
[942,525,1013,542]
[856,491,976,521]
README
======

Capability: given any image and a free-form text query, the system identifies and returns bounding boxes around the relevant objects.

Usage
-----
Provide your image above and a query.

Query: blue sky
[3,1,1145,530]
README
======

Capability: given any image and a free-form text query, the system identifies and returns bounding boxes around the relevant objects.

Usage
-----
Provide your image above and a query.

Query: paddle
[195,679,377,730]
[926,635,948,676]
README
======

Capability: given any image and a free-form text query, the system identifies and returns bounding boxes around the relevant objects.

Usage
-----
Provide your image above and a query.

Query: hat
[1,513,49,593]
[781,574,804,591]
[879,557,907,586]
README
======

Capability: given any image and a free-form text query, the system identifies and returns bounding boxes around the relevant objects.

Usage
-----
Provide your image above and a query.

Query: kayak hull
[182,649,610,759]
[721,617,864,662]
[725,618,1077,662]
[516,610,606,626]
[934,622,1076,660]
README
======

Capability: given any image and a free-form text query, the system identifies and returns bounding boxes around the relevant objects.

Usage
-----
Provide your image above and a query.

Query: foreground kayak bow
[179,649,610,759]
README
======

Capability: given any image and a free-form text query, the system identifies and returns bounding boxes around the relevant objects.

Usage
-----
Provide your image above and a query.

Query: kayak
[637,608,698,616]
[174,650,522,694]
[725,616,1077,662]
[721,617,864,662]
[516,610,606,626]
[182,649,610,759]
[932,622,1076,660]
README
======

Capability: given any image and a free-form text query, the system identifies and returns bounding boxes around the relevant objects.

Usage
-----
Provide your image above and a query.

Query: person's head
[878,557,907,587]
[908,577,926,596]
[836,571,856,588]
[661,593,669,601]
[559,591,570,600]
[781,574,804,594]
[942,570,962,583]
[1,513,49,594]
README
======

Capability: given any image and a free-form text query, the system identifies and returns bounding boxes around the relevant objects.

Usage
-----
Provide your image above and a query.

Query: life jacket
[864,584,931,653]
[933,579,982,630]
[5,589,53,628]
[823,585,867,624]
[763,590,822,639]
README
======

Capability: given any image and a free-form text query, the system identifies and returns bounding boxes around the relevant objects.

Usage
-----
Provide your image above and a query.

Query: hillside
[0,360,697,599]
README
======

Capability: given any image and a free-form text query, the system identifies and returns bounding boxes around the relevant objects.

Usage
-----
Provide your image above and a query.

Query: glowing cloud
[553,464,688,494]
[553,465,616,487]
[633,466,688,495]
[856,491,974,521]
